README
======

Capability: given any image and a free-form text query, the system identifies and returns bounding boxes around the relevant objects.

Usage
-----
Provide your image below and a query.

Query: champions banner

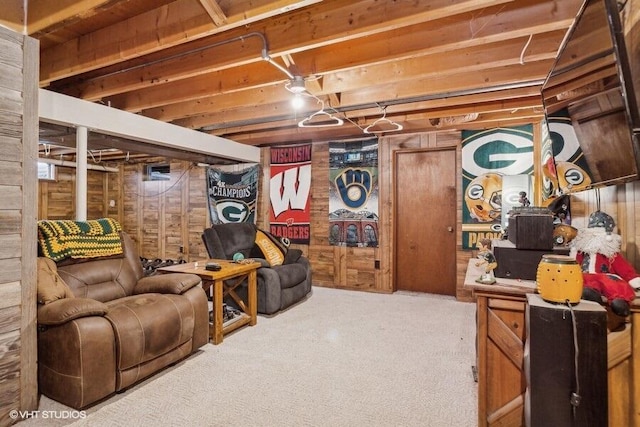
[269,144,312,244]
[207,164,259,224]
[328,139,379,247]
[461,126,534,249]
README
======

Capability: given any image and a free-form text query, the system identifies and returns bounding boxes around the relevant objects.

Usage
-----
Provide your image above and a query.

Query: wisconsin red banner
[269,144,312,244]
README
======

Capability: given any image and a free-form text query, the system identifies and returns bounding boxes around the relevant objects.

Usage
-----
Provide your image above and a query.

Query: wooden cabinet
[465,260,639,427]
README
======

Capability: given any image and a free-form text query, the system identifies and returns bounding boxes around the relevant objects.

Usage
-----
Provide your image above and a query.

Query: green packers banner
[269,144,312,244]
[328,139,379,247]
[461,126,534,249]
[544,108,593,195]
[207,164,259,224]
[540,118,557,203]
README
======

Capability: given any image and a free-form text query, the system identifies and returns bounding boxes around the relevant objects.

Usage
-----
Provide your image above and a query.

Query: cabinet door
[478,296,526,426]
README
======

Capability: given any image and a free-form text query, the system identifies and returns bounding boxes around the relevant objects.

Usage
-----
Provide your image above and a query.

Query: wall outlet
[179,246,184,253]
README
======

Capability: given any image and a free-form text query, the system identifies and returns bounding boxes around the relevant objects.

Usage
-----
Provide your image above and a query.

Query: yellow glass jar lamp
[536,254,584,304]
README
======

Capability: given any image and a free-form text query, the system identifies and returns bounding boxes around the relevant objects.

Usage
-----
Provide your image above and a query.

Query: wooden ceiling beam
[40,0,511,86]
[26,0,115,34]
[151,58,551,127]
[103,32,559,112]
[198,0,228,27]
[219,108,544,146]
[202,94,542,137]
[39,0,322,84]
[174,86,542,134]
[338,61,553,106]
[319,35,560,95]
[62,2,571,104]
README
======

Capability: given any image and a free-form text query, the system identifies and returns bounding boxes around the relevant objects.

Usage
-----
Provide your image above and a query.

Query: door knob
[447,226,453,232]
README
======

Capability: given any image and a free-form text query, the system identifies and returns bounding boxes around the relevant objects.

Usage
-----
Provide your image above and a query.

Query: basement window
[37,162,56,181]
[144,163,171,181]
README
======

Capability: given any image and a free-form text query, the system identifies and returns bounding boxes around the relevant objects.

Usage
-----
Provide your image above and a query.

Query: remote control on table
[205,262,222,271]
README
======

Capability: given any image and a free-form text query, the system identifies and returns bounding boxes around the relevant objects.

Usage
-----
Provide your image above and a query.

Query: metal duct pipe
[38,157,119,173]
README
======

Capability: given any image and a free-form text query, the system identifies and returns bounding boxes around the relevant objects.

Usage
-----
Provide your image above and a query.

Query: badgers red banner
[269,144,312,244]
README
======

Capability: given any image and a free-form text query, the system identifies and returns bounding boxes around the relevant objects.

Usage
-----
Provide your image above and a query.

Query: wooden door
[394,148,456,294]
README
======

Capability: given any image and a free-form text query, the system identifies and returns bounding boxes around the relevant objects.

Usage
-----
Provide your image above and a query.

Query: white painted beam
[39,89,260,163]
[76,125,88,221]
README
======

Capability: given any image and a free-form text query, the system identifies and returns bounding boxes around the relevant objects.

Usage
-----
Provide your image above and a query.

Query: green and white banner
[545,108,594,194]
[461,125,534,249]
[207,164,259,224]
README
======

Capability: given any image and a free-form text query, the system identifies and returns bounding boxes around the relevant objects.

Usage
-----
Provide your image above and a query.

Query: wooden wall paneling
[308,142,333,287]
[37,181,48,219]
[142,177,162,259]
[39,166,75,220]
[122,162,147,253]
[19,29,38,415]
[164,164,176,258]
[42,126,640,301]
[633,311,640,427]
[634,181,640,271]
[0,24,38,423]
[618,182,638,267]
[103,166,123,223]
[163,160,187,260]
[87,169,105,219]
[377,135,394,292]
[608,327,632,426]
[187,165,208,261]
[258,147,270,232]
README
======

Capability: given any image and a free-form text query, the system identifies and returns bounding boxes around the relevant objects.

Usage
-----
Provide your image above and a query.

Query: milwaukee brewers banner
[269,144,312,244]
[207,164,259,224]
[461,126,534,249]
[329,139,379,247]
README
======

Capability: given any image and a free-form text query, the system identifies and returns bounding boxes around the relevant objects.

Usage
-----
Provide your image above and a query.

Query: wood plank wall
[36,136,640,303]
[0,25,38,425]
[39,133,472,299]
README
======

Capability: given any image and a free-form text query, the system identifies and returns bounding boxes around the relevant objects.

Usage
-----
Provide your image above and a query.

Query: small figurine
[519,191,531,207]
[475,238,498,284]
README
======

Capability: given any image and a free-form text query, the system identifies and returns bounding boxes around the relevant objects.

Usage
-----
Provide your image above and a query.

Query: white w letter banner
[269,144,312,244]
[461,125,533,249]
[328,139,379,247]
[207,164,259,224]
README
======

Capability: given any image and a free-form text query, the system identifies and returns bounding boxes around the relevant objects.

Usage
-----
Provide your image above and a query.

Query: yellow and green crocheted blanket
[37,218,123,262]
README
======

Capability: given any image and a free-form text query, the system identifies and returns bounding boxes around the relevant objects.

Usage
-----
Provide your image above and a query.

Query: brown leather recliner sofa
[36,232,209,409]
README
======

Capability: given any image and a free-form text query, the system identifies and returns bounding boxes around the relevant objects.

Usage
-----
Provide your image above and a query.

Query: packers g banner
[269,144,312,244]
[207,164,259,224]
[545,108,594,194]
[461,126,534,249]
[328,139,379,247]
[540,117,557,203]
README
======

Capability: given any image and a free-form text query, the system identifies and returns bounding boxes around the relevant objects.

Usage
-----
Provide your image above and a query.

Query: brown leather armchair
[37,232,209,409]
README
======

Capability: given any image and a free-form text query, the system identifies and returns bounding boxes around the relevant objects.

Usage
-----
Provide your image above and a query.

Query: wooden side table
[158,259,259,344]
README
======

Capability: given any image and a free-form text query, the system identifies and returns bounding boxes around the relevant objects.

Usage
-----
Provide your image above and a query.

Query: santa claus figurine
[570,210,640,317]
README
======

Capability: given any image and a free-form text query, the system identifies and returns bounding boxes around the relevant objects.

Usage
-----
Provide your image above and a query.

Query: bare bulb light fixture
[291,93,305,109]
[286,76,307,94]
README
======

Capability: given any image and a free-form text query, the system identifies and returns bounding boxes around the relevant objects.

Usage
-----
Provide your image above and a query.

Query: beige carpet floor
[21,286,478,427]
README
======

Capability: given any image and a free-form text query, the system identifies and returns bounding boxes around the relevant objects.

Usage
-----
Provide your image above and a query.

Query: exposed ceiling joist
[16,0,585,156]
